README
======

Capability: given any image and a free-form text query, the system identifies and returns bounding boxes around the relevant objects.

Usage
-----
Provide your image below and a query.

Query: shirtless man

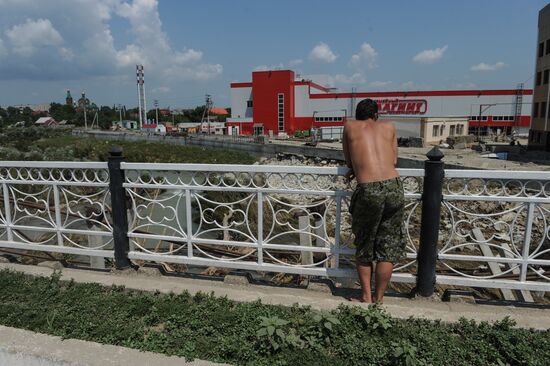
[343,98,405,303]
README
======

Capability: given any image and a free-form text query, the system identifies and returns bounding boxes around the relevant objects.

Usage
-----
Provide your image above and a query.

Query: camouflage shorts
[349,177,406,264]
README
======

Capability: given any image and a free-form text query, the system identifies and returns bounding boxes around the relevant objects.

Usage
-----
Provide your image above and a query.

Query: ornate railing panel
[122,163,423,280]
[439,170,550,291]
[0,162,114,258]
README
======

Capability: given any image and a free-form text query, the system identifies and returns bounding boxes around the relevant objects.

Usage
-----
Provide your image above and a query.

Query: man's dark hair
[355,98,378,120]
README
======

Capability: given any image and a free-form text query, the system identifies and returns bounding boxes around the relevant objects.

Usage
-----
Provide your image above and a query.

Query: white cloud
[454,82,478,89]
[470,61,506,72]
[401,81,414,90]
[151,86,170,93]
[5,18,63,57]
[350,42,378,69]
[288,58,303,66]
[334,73,367,85]
[0,37,7,58]
[306,73,367,88]
[309,42,337,63]
[253,63,284,71]
[369,81,392,88]
[115,0,222,81]
[58,47,74,61]
[0,0,222,81]
[412,45,448,64]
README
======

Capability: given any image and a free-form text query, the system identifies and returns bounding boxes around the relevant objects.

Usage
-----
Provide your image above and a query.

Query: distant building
[200,121,226,134]
[77,92,97,111]
[141,123,166,134]
[35,117,57,127]
[176,122,200,134]
[227,70,533,138]
[13,104,50,113]
[112,120,138,130]
[209,107,229,115]
[66,90,73,106]
[529,3,550,150]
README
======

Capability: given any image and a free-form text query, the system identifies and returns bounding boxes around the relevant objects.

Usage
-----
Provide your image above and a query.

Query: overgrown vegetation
[0,270,548,366]
[0,127,256,164]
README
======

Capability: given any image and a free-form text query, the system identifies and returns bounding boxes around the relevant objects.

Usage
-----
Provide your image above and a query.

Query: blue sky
[0,0,547,108]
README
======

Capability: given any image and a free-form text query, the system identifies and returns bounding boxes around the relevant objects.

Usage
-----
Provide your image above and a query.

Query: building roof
[209,107,229,115]
[35,117,55,124]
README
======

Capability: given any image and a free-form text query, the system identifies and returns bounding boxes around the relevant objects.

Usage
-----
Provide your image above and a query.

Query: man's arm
[392,125,398,167]
[342,125,352,168]
[342,124,355,181]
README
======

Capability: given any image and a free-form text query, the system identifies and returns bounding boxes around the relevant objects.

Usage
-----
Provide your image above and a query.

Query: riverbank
[0,128,256,164]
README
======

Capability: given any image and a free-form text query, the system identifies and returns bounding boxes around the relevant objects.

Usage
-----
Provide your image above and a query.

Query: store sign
[376,99,427,115]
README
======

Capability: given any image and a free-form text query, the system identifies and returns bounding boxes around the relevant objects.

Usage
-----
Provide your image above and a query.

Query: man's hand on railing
[345,168,355,182]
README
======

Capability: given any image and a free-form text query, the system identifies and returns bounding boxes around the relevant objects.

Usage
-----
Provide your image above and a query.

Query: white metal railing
[121,163,422,283]
[438,170,550,291]
[0,162,114,259]
[0,160,548,293]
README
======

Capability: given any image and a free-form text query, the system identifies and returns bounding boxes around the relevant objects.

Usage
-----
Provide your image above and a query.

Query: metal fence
[0,151,548,294]
[0,161,113,259]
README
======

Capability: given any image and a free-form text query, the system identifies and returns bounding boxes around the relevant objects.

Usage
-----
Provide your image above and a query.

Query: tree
[49,102,76,123]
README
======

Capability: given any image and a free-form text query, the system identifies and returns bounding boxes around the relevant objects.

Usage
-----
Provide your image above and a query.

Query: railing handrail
[0,161,108,169]
[445,169,550,180]
[121,162,425,176]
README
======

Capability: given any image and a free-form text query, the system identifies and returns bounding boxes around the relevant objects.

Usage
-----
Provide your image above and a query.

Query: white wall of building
[231,87,253,119]
[292,91,533,119]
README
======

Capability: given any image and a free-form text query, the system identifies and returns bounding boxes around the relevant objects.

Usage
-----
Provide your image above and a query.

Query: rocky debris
[37,261,64,270]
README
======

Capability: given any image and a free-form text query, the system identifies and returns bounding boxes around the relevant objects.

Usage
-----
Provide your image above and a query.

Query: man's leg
[373,261,393,303]
[356,262,373,302]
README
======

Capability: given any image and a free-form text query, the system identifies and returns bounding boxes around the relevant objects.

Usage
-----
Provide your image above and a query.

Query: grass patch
[0,128,256,164]
[0,270,548,366]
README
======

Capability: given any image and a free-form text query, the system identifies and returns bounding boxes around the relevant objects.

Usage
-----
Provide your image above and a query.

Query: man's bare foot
[347,295,372,303]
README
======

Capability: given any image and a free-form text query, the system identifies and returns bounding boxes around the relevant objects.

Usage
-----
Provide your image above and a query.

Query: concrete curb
[0,262,549,330]
[0,325,229,366]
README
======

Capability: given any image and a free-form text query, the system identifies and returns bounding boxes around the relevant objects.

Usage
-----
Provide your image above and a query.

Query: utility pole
[117,104,122,125]
[83,104,87,130]
[477,104,495,145]
[200,94,213,134]
[154,99,159,124]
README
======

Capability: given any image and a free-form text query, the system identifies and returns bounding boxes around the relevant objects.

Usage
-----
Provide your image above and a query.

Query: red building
[226,70,533,137]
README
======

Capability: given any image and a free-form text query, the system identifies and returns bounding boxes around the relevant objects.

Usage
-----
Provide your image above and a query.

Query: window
[458,125,464,135]
[449,125,456,136]
[440,125,446,136]
[534,102,539,118]
[537,71,543,86]
[547,39,550,55]
[277,94,284,132]
[544,69,549,85]
[247,100,253,108]
[481,116,488,121]
[542,102,548,119]
[432,125,439,137]
[539,42,545,58]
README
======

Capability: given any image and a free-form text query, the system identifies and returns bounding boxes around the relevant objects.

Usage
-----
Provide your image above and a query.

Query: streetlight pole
[118,104,122,125]
[154,99,159,125]
[477,103,496,144]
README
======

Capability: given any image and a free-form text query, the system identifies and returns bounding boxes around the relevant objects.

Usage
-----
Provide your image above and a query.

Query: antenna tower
[136,65,147,128]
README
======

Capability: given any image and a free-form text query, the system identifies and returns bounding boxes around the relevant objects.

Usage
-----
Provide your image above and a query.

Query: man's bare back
[343,119,398,183]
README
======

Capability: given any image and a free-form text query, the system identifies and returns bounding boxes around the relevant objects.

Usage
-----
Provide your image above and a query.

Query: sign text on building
[376,99,428,115]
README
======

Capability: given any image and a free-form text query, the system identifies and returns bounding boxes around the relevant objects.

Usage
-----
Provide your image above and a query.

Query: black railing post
[416,146,445,297]
[108,145,131,269]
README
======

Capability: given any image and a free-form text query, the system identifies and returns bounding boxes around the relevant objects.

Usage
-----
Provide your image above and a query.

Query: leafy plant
[351,303,392,330]
[256,316,290,351]
[392,340,429,366]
